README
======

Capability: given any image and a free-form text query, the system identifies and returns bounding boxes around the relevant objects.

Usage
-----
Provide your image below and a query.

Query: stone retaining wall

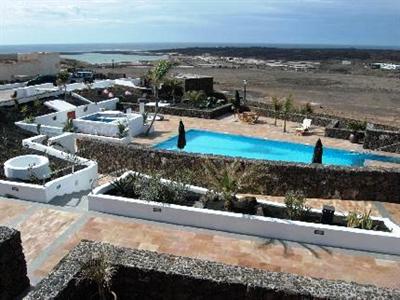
[364,128,400,153]
[324,120,365,142]
[122,102,232,119]
[247,100,399,131]
[0,226,30,300]
[26,240,400,300]
[77,139,400,201]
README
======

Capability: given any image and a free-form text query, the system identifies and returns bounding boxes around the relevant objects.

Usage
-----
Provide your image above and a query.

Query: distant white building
[0,52,60,82]
[370,62,400,70]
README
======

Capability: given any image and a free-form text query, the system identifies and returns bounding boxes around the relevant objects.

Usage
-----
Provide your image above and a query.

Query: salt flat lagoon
[61,52,167,64]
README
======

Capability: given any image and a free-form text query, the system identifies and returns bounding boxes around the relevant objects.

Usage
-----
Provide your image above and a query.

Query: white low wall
[48,133,77,154]
[89,172,400,255]
[0,135,98,203]
[34,98,119,128]
[76,133,131,145]
[0,82,25,91]
[15,121,64,137]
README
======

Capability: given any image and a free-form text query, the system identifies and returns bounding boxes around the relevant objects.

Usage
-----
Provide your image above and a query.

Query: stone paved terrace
[1,193,400,290]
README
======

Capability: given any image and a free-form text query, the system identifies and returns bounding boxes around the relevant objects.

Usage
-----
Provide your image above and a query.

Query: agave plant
[76,253,117,300]
[202,160,264,211]
[346,210,376,230]
[110,174,139,198]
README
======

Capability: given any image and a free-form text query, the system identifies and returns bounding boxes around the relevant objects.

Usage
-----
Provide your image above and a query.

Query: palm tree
[57,71,70,101]
[282,94,293,133]
[272,96,282,126]
[145,60,172,136]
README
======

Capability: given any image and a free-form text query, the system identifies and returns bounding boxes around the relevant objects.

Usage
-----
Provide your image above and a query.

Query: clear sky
[0,0,399,47]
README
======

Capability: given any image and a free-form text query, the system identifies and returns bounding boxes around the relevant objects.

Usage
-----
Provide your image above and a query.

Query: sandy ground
[98,65,400,126]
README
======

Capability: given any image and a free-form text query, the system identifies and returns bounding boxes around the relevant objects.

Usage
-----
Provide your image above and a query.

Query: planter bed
[77,87,142,103]
[89,171,400,255]
[122,102,233,119]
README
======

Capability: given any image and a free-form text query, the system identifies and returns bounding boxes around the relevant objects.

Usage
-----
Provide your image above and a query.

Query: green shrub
[300,102,313,115]
[63,119,75,132]
[117,122,128,138]
[184,90,207,105]
[284,191,310,220]
[110,172,189,204]
[202,160,265,211]
[347,120,367,132]
[346,210,376,230]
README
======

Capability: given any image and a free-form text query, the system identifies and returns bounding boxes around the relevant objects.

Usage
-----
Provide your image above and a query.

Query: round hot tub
[4,155,51,181]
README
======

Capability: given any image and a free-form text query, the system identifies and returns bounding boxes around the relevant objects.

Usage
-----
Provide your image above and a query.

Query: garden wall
[121,102,232,119]
[324,120,365,142]
[364,128,400,153]
[77,139,400,202]
[26,240,400,300]
[247,102,332,127]
[0,227,29,300]
[247,100,400,130]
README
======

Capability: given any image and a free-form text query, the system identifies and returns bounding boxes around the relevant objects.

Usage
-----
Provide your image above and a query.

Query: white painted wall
[89,172,400,256]
[0,52,60,81]
[34,98,118,128]
[0,82,25,91]
[0,134,98,203]
[48,133,77,154]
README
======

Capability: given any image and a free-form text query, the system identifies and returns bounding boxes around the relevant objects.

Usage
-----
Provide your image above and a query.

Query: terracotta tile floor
[15,208,80,263]
[0,200,31,224]
[1,195,400,289]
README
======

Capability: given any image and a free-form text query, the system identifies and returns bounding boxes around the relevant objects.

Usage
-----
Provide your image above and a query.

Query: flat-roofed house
[0,52,60,82]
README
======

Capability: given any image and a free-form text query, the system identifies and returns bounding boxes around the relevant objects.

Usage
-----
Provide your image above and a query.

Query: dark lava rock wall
[0,226,29,300]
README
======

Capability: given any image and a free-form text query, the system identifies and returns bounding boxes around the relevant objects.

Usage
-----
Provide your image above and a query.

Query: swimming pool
[154,129,400,167]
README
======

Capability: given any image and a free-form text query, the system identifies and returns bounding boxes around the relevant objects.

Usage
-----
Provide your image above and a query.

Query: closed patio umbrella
[312,138,323,164]
[177,120,186,150]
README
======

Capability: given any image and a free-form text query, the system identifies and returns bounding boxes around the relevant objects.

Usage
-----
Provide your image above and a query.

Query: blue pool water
[154,129,400,167]
[81,113,120,123]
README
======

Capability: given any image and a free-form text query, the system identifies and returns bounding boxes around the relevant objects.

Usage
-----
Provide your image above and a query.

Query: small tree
[271,96,282,126]
[282,94,293,133]
[57,71,70,100]
[145,60,172,136]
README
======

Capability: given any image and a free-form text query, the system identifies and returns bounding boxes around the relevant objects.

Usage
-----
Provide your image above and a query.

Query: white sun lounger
[296,118,312,135]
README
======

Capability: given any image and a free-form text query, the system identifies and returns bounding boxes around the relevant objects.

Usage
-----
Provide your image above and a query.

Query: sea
[0,42,399,64]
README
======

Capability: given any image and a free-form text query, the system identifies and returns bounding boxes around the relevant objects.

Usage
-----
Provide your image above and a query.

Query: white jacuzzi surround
[0,135,98,203]
[73,111,144,138]
[89,171,400,255]
[4,155,51,181]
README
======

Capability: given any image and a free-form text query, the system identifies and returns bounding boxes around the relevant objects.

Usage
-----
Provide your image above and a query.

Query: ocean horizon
[0,42,399,54]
